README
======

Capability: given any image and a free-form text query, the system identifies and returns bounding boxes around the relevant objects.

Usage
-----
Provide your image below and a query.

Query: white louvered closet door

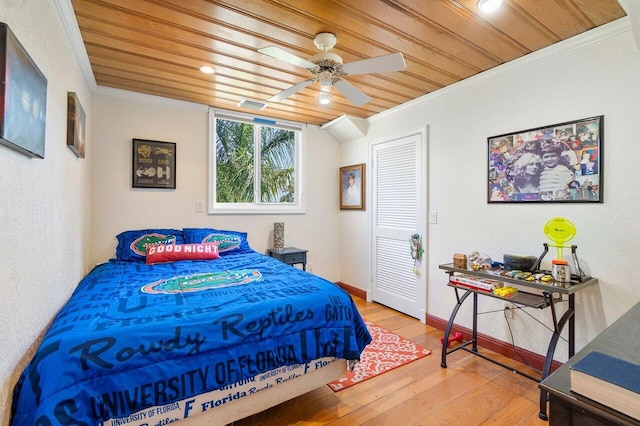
[371,131,426,320]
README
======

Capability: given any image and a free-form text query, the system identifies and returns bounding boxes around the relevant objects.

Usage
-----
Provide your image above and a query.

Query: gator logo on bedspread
[130,233,177,256]
[141,269,262,294]
[202,233,241,252]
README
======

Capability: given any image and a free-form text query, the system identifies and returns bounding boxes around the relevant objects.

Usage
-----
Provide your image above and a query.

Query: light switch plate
[429,210,437,224]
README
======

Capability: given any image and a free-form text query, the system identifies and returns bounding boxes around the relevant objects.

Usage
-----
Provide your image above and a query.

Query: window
[209,109,305,214]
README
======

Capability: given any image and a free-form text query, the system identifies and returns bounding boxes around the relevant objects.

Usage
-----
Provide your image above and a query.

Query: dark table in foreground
[540,301,640,425]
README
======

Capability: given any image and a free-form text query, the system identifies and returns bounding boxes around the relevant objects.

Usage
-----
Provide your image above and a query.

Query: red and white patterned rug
[327,319,432,392]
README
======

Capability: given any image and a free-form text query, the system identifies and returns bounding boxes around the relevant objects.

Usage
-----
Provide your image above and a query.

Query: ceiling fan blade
[258,46,318,72]
[333,79,371,106]
[341,52,406,76]
[267,79,315,102]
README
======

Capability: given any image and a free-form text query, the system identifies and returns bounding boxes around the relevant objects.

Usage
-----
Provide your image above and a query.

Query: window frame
[208,108,306,214]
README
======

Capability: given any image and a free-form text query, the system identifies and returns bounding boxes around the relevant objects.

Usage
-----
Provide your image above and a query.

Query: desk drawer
[283,253,306,264]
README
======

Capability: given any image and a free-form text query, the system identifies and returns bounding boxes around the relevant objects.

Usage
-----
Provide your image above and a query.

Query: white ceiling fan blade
[341,52,406,76]
[258,46,318,72]
[268,79,315,102]
[334,79,371,106]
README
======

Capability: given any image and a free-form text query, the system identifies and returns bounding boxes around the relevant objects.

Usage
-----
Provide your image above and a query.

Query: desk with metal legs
[438,264,598,420]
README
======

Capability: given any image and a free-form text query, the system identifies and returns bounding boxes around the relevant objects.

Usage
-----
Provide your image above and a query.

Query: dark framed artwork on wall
[340,163,365,210]
[132,138,176,189]
[0,22,48,158]
[67,92,86,158]
[488,116,603,203]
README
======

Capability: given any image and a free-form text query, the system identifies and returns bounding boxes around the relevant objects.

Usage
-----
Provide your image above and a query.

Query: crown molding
[94,86,209,113]
[370,16,632,124]
[617,0,640,49]
[54,0,97,91]
[55,0,208,112]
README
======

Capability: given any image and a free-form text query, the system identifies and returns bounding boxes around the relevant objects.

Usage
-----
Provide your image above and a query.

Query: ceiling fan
[258,33,406,106]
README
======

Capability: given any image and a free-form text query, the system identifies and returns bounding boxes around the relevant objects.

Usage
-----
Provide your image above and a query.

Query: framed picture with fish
[132,138,176,189]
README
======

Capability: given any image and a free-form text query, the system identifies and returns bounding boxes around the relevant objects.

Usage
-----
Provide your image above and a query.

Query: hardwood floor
[232,297,549,425]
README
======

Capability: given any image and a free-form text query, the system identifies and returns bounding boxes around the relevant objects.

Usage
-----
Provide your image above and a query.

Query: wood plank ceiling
[70,0,626,126]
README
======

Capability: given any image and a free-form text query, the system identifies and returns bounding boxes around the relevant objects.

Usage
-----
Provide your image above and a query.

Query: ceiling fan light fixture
[318,70,333,87]
[477,0,503,13]
[318,93,331,105]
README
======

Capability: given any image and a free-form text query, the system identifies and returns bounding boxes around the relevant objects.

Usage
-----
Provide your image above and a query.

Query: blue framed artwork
[0,22,48,158]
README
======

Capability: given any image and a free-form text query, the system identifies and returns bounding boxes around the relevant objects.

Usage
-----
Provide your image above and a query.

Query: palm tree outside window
[210,109,304,214]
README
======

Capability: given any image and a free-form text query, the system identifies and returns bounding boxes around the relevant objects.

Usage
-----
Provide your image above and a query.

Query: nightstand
[267,247,308,271]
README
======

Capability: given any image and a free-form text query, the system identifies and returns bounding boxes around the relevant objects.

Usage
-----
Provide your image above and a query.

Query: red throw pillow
[146,243,220,265]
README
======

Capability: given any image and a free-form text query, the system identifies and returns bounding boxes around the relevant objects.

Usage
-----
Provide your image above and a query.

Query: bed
[11,228,371,425]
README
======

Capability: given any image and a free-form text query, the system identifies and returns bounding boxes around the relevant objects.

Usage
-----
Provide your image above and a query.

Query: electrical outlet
[504,305,515,319]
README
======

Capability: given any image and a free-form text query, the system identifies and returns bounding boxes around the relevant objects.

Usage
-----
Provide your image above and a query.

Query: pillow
[115,229,185,262]
[146,243,219,265]
[182,227,252,255]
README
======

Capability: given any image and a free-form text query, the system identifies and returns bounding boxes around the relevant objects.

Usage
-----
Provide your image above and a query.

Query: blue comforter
[11,252,371,425]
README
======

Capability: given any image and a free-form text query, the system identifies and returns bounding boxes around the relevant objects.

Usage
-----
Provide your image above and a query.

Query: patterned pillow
[146,243,220,265]
[182,228,252,255]
[115,229,185,262]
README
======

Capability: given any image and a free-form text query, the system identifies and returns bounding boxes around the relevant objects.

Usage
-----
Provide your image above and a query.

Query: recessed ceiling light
[477,0,503,13]
[199,65,215,74]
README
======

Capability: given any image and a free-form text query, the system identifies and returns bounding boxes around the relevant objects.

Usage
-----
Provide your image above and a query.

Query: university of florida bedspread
[11,252,371,425]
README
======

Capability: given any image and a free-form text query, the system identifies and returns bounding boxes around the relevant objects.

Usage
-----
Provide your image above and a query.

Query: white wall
[90,91,343,281]
[0,1,92,423]
[342,18,640,359]
[339,138,370,288]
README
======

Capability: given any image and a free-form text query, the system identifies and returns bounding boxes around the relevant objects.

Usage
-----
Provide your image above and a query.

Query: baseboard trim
[335,283,561,374]
[336,282,366,300]
[426,314,562,373]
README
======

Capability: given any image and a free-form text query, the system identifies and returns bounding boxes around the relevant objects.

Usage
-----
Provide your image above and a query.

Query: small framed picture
[132,138,176,189]
[67,92,86,158]
[340,163,365,210]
